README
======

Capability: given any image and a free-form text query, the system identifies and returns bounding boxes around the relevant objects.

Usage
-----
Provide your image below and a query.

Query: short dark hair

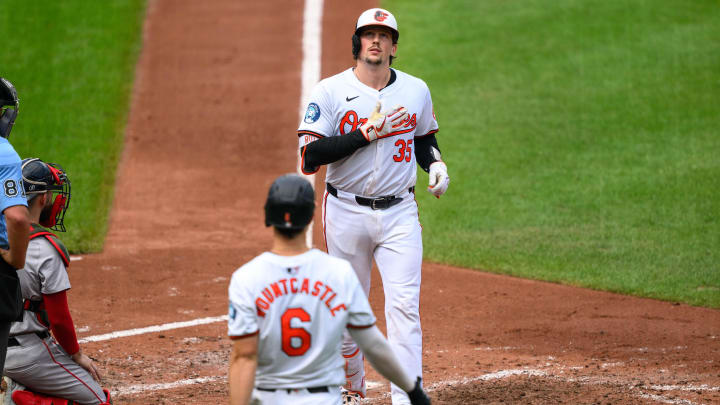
[275,226,304,239]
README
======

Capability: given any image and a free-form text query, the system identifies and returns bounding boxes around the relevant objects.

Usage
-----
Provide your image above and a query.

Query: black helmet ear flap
[0,107,18,139]
[0,77,19,139]
[352,34,361,59]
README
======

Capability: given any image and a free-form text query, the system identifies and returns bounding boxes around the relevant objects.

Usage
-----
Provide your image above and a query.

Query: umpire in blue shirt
[0,77,30,374]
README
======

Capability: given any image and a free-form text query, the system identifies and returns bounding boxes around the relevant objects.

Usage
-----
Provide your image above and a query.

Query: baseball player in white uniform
[296,8,449,405]
[227,174,430,405]
[3,158,111,405]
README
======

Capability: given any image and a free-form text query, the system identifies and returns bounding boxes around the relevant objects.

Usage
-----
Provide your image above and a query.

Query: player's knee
[388,299,420,322]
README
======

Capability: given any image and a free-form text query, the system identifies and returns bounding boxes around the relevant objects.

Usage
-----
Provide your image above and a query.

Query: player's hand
[0,248,21,269]
[360,102,409,142]
[427,161,449,198]
[407,377,431,405]
[72,350,102,382]
[0,248,11,267]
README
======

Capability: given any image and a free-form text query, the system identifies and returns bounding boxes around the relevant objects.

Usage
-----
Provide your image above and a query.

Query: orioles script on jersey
[338,110,417,136]
[255,278,347,317]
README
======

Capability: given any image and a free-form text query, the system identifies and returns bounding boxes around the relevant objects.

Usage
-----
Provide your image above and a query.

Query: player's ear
[36,192,47,208]
[391,43,397,57]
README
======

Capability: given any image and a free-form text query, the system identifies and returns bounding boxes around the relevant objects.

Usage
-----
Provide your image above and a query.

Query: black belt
[257,386,329,393]
[8,331,50,347]
[326,183,414,210]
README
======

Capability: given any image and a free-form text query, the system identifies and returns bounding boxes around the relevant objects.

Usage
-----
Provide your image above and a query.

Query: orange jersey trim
[297,130,325,138]
[300,144,320,175]
[414,129,439,138]
[322,191,329,253]
[229,330,259,340]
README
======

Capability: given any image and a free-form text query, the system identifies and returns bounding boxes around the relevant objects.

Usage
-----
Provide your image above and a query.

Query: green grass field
[0,0,146,252]
[390,0,720,307]
[2,1,717,308]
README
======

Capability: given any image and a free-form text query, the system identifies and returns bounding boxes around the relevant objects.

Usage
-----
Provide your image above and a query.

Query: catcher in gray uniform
[3,158,111,405]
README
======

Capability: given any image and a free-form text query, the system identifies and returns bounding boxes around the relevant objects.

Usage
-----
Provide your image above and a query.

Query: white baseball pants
[323,186,423,405]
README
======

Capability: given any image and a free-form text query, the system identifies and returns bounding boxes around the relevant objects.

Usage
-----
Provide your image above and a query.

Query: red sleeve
[42,290,80,355]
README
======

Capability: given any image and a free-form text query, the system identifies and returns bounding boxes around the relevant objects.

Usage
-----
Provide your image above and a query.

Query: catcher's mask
[22,158,71,232]
[0,78,19,139]
[264,174,315,230]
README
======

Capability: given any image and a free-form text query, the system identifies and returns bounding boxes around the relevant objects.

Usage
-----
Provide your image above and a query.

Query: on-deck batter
[227,174,430,405]
[297,8,450,405]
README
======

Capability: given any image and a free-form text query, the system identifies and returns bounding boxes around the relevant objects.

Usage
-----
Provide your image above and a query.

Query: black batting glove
[407,377,431,405]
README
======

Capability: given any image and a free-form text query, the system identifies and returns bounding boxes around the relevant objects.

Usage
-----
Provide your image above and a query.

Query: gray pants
[4,333,106,405]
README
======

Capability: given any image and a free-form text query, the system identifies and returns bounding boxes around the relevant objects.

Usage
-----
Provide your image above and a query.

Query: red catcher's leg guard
[11,390,74,405]
[101,389,112,405]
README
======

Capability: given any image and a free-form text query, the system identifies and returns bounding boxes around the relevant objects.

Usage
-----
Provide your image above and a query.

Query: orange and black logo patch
[374,10,389,22]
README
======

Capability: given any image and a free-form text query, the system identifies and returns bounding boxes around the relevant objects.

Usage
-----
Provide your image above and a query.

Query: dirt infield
[64,1,720,404]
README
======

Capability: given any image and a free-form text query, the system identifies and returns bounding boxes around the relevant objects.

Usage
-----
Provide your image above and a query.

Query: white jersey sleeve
[414,81,439,138]
[228,268,260,338]
[297,81,335,149]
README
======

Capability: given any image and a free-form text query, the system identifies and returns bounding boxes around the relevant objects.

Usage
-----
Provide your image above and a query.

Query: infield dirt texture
[62,1,720,404]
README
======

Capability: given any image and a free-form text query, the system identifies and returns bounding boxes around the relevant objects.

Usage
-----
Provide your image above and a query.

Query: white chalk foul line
[78,315,228,343]
[116,376,225,396]
[649,383,720,392]
[364,370,548,403]
[113,371,544,397]
[297,0,323,248]
[112,368,719,404]
[298,0,322,123]
[365,369,717,405]
[638,393,698,405]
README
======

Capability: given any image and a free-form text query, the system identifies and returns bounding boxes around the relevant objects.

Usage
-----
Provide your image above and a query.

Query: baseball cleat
[341,388,364,404]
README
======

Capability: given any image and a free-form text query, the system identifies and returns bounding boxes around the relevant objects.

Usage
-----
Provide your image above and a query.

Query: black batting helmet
[0,77,19,139]
[264,174,315,230]
[22,158,72,232]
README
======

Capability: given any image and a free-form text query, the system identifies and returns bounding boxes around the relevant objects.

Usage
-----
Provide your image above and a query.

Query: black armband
[414,133,441,173]
[300,129,369,173]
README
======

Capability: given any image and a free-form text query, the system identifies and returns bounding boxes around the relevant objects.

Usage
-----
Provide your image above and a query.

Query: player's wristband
[414,133,441,173]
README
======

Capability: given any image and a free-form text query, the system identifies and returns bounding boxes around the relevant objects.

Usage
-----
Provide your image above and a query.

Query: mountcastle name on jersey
[228,249,375,389]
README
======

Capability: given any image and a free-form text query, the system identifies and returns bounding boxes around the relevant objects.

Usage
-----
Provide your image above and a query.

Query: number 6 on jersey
[281,308,312,356]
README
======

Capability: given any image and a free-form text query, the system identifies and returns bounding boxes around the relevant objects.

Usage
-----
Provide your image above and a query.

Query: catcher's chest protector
[29,223,70,267]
